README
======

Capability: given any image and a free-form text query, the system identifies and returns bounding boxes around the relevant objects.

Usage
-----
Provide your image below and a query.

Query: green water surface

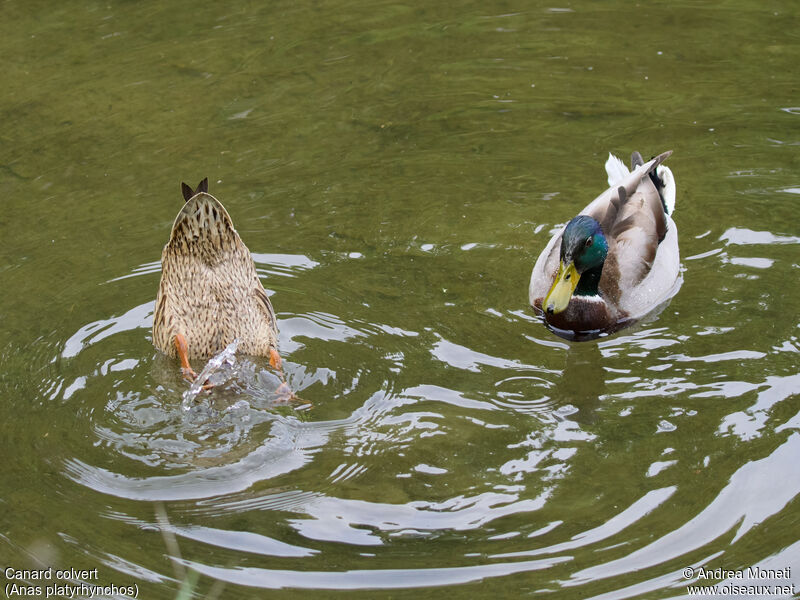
[1,1,799,599]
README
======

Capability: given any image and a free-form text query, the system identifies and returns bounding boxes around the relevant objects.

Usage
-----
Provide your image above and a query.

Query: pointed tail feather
[605,153,630,187]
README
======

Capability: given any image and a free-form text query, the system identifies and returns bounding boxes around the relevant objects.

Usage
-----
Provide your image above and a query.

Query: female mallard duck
[529,151,679,339]
[153,178,281,379]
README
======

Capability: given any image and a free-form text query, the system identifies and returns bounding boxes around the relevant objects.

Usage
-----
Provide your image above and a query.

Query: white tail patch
[657,165,676,215]
[605,153,630,187]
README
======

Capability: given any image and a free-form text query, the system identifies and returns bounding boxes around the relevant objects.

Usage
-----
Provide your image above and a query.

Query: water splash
[182,340,240,409]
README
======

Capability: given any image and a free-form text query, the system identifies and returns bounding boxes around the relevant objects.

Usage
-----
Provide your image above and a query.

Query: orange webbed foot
[269,349,301,403]
[269,347,283,371]
[180,366,198,382]
[175,333,203,384]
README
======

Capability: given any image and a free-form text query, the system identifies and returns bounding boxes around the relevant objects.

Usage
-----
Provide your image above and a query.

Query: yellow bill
[544,261,579,314]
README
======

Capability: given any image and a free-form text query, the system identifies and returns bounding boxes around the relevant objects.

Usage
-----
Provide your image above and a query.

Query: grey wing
[603,173,668,293]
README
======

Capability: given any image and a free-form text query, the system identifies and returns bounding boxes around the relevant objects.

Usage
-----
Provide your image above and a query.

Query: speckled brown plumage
[153,182,277,359]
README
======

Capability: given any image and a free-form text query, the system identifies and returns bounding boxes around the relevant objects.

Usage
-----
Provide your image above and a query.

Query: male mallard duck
[528,151,679,339]
[153,178,281,379]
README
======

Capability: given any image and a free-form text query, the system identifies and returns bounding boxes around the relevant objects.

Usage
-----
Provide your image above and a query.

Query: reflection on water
[32,243,798,596]
[2,1,800,598]
[569,433,800,584]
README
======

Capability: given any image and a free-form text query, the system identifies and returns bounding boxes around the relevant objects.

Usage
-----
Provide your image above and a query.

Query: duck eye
[565,273,571,281]
[585,237,593,247]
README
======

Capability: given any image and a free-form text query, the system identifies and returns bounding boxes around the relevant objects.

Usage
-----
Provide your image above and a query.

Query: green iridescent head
[544,216,609,314]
